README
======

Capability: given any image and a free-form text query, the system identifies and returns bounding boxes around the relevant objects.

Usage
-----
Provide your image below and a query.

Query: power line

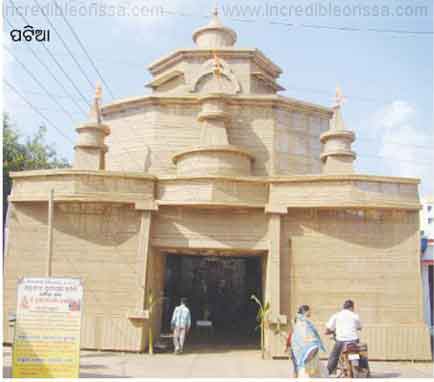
[162,8,433,35]
[7,38,424,109]
[4,79,75,144]
[11,86,432,153]
[28,0,141,169]
[7,0,91,106]
[264,20,434,35]
[40,1,144,169]
[283,84,395,105]
[52,0,116,99]
[10,93,432,152]
[9,99,81,116]
[355,137,433,151]
[5,46,78,123]
[42,46,91,106]
[17,48,146,68]
[12,47,424,109]
[9,88,83,102]
[6,14,137,172]
[4,16,87,117]
[7,51,431,154]
[33,0,95,91]
[5,3,431,167]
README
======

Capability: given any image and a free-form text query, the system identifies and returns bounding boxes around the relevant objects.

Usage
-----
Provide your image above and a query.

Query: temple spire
[331,86,346,131]
[192,6,237,48]
[88,82,102,124]
[334,86,346,108]
[73,83,110,170]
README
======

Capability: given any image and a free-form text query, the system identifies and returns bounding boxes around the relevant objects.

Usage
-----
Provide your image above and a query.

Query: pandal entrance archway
[159,249,267,349]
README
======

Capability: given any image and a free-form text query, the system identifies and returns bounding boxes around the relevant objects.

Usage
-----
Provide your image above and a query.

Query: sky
[2,0,433,196]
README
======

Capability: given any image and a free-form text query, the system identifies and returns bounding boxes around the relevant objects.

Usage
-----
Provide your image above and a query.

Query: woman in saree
[290,305,325,378]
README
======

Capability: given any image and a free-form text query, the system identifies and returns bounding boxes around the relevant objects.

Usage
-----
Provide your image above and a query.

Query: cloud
[376,101,414,130]
[371,101,433,195]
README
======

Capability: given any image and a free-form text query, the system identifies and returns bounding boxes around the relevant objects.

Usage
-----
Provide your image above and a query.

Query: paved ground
[3,345,433,378]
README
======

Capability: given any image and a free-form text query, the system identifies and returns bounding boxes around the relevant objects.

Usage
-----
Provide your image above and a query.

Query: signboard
[12,277,83,378]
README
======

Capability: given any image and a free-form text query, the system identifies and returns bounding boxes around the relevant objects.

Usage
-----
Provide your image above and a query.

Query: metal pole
[47,189,54,277]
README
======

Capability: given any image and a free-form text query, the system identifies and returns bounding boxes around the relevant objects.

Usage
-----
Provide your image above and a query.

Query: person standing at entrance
[171,297,191,354]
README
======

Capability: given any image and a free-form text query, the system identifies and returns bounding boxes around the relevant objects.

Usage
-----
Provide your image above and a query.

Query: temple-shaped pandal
[4,9,431,360]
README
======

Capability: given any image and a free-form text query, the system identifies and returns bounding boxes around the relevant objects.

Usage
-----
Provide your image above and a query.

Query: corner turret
[320,87,356,173]
[73,83,110,170]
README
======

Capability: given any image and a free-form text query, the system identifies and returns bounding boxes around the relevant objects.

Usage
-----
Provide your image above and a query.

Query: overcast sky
[3,0,433,196]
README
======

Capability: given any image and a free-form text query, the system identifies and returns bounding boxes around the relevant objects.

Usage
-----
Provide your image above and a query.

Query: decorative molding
[135,200,159,211]
[145,70,184,88]
[251,72,285,92]
[147,49,282,77]
[10,169,157,180]
[264,204,287,214]
[189,58,241,94]
[172,145,254,164]
[101,94,332,118]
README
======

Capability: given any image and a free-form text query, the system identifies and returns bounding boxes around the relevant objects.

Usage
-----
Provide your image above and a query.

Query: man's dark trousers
[327,341,344,375]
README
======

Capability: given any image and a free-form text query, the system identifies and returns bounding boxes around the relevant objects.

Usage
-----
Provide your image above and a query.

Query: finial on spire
[334,85,346,108]
[95,81,102,101]
[212,3,218,16]
[88,82,102,124]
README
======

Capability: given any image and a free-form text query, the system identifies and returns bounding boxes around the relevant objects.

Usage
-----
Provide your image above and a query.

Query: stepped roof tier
[4,7,430,363]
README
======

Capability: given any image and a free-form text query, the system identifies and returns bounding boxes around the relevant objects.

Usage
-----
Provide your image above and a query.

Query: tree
[3,114,70,224]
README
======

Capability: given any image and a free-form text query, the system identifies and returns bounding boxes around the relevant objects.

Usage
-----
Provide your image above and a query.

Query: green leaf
[250,294,262,309]
[3,114,70,224]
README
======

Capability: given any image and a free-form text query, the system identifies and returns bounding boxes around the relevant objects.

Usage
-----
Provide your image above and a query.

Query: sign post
[12,277,83,378]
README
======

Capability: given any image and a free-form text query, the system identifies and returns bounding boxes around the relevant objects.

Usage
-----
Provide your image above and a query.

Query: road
[3,345,433,378]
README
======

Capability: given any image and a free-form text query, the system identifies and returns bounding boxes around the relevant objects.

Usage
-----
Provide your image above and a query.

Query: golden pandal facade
[4,11,431,360]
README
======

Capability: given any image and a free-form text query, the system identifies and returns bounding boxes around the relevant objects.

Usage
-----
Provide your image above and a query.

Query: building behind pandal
[3,11,431,360]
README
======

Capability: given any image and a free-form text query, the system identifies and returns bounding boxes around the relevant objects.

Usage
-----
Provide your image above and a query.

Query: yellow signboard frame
[12,277,83,378]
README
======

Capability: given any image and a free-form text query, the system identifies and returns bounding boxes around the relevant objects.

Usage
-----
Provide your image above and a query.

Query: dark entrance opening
[161,254,263,348]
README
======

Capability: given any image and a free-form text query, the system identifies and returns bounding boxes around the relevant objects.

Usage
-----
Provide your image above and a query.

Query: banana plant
[251,294,270,359]
[146,290,160,355]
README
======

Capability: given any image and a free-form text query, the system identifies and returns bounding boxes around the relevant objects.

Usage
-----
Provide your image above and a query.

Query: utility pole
[46,189,54,277]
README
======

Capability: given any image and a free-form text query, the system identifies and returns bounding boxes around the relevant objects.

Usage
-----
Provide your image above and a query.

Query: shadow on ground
[80,372,129,378]
[80,364,110,369]
[81,352,119,358]
[372,372,401,378]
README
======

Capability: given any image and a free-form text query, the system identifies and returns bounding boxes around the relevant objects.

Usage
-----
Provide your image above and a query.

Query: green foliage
[251,295,270,326]
[147,290,158,315]
[3,113,70,223]
[251,294,270,359]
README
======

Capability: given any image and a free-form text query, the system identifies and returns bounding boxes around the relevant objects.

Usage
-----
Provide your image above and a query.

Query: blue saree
[291,313,325,372]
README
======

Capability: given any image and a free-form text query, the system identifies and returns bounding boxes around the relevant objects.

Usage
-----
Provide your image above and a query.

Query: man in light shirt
[325,299,368,375]
[171,297,191,354]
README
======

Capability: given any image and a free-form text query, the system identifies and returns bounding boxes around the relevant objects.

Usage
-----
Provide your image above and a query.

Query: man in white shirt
[171,298,191,354]
[325,299,367,375]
